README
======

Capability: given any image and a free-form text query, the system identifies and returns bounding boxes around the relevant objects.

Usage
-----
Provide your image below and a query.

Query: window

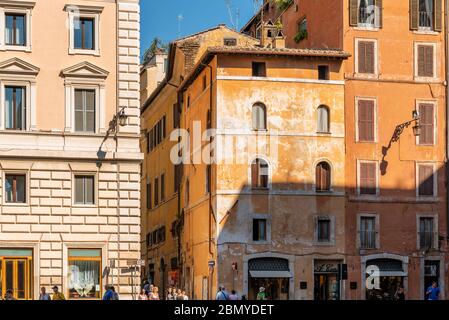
[357,40,376,74]
[154,177,159,207]
[418,103,435,145]
[173,103,180,129]
[224,38,237,46]
[317,219,331,242]
[417,44,435,78]
[252,62,266,77]
[419,0,434,29]
[75,175,94,205]
[74,17,95,50]
[251,158,269,189]
[147,116,167,152]
[253,219,267,241]
[68,249,101,299]
[317,105,330,133]
[206,165,211,194]
[411,0,442,31]
[318,65,329,80]
[174,164,182,193]
[294,17,308,43]
[5,13,25,46]
[160,174,165,202]
[360,216,376,249]
[5,86,26,130]
[252,103,267,130]
[350,0,382,28]
[74,89,95,133]
[5,174,26,203]
[418,164,435,196]
[359,162,377,195]
[187,95,190,108]
[316,162,331,191]
[419,217,435,249]
[357,99,375,142]
[146,181,152,210]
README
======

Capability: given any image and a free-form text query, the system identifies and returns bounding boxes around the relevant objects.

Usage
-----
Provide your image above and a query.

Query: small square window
[252,62,267,77]
[74,175,95,205]
[223,38,237,46]
[253,219,267,241]
[318,65,329,80]
[317,219,331,242]
[74,17,95,50]
[5,174,26,203]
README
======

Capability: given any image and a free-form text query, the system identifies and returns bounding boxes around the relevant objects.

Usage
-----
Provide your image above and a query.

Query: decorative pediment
[61,61,109,80]
[0,57,39,76]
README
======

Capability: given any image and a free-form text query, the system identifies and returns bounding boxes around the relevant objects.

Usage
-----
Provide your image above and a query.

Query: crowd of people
[139,281,189,300]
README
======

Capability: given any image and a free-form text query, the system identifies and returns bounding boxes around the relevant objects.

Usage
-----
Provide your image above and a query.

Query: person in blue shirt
[102,285,114,300]
[426,281,440,300]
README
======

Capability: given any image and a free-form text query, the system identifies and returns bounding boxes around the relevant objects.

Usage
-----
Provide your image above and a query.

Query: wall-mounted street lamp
[117,107,128,127]
[380,111,421,176]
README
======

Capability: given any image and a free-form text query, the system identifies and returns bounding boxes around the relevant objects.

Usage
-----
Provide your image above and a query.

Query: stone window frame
[416,213,439,250]
[415,161,438,199]
[355,96,378,143]
[249,213,271,245]
[356,159,380,197]
[71,171,98,208]
[414,41,438,82]
[313,215,336,246]
[356,213,380,250]
[2,169,29,206]
[354,38,379,78]
[65,4,103,57]
[415,99,437,146]
[0,1,35,52]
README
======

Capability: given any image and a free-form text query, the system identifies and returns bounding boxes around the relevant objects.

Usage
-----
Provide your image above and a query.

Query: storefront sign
[314,262,339,274]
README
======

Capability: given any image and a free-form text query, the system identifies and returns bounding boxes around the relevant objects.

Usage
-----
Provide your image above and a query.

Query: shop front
[364,257,407,300]
[314,260,341,300]
[247,257,292,300]
[0,249,33,300]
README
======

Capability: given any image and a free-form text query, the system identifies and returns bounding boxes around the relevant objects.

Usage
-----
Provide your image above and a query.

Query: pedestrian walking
[149,286,160,300]
[166,287,174,300]
[176,288,184,300]
[102,285,114,300]
[139,288,148,300]
[111,286,119,300]
[426,281,441,300]
[257,287,267,300]
[143,281,151,296]
[181,290,189,300]
[39,287,51,300]
[51,286,66,300]
[216,287,228,300]
[394,286,405,301]
[229,290,238,300]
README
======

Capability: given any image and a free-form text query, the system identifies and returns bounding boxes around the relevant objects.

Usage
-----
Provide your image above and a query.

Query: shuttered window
[417,45,434,77]
[154,177,159,206]
[146,181,152,209]
[350,0,382,28]
[317,105,330,133]
[316,162,331,191]
[358,100,375,142]
[251,158,269,189]
[418,103,435,145]
[74,175,94,205]
[358,41,375,74]
[160,173,165,202]
[418,164,435,196]
[419,217,435,249]
[359,162,377,195]
[411,0,442,31]
[360,217,376,249]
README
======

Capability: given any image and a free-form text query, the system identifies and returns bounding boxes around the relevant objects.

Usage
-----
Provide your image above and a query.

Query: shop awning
[249,271,292,278]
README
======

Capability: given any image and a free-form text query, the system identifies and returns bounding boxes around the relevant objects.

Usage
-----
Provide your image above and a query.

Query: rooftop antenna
[235,7,240,31]
[225,0,238,30]
[177,14,184,39]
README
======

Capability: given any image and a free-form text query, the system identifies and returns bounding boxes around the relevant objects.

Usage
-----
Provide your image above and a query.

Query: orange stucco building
[242,0,449,300]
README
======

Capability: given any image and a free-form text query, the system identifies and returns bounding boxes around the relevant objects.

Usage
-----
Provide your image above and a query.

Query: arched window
[252,103,267,130]
[251,158,269,189]
[317,105,330,133]
[316,162,331,191]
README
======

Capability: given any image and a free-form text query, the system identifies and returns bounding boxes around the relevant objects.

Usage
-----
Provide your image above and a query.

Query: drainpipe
[445,0,449,243]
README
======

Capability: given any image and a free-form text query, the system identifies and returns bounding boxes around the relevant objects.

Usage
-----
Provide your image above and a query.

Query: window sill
[313,241,335,247]
[353,26,379,32]
[414,77,440,83]
[2,202,28,207]
[353,73,379,80]
[316,131,331,135]
[73,204,97,208]
[249,240,270,245]
[414,29,439,35]
[1,45,31,52]
[69,48,100,57]
[356,140,376,144]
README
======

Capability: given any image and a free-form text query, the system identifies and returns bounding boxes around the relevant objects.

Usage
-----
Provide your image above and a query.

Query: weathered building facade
[0,0,142,300]
[243,0,449,300]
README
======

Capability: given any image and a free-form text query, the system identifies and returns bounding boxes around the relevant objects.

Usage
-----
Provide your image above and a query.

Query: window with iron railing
[360,217,376,249]
[419,0,434,29]
[358,0,375,27]
[419,217,435,249]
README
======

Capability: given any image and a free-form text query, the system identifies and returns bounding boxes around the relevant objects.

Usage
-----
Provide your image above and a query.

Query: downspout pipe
[444,0,449,242]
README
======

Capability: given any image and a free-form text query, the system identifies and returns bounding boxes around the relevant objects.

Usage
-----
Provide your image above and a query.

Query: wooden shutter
[350,0,358,26]
[360,162,376,195]
[146,182,152,209]
[410,0,419,30]
[418,164,434,196]
[316,164,323,191]
[358,41,375,74]
[375,0,383,28]
[417,45,434,77]
[434,0,442,31]
[419,103,435,145]
[251,160,259,188]
[358,100,375,142]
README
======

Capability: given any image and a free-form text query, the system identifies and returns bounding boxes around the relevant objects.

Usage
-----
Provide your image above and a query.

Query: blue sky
[140,0,257,56]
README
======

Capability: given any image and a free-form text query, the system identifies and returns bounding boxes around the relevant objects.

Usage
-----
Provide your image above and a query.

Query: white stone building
[0,0,141,300]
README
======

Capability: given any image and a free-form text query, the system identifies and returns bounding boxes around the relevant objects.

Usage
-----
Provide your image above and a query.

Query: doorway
[249,278,289,300]
[1,257,33,300]
[314,274,339,300]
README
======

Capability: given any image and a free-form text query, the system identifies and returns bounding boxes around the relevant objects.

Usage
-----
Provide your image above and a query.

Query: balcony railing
[358,6,375,27]
[419,11,434,29]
